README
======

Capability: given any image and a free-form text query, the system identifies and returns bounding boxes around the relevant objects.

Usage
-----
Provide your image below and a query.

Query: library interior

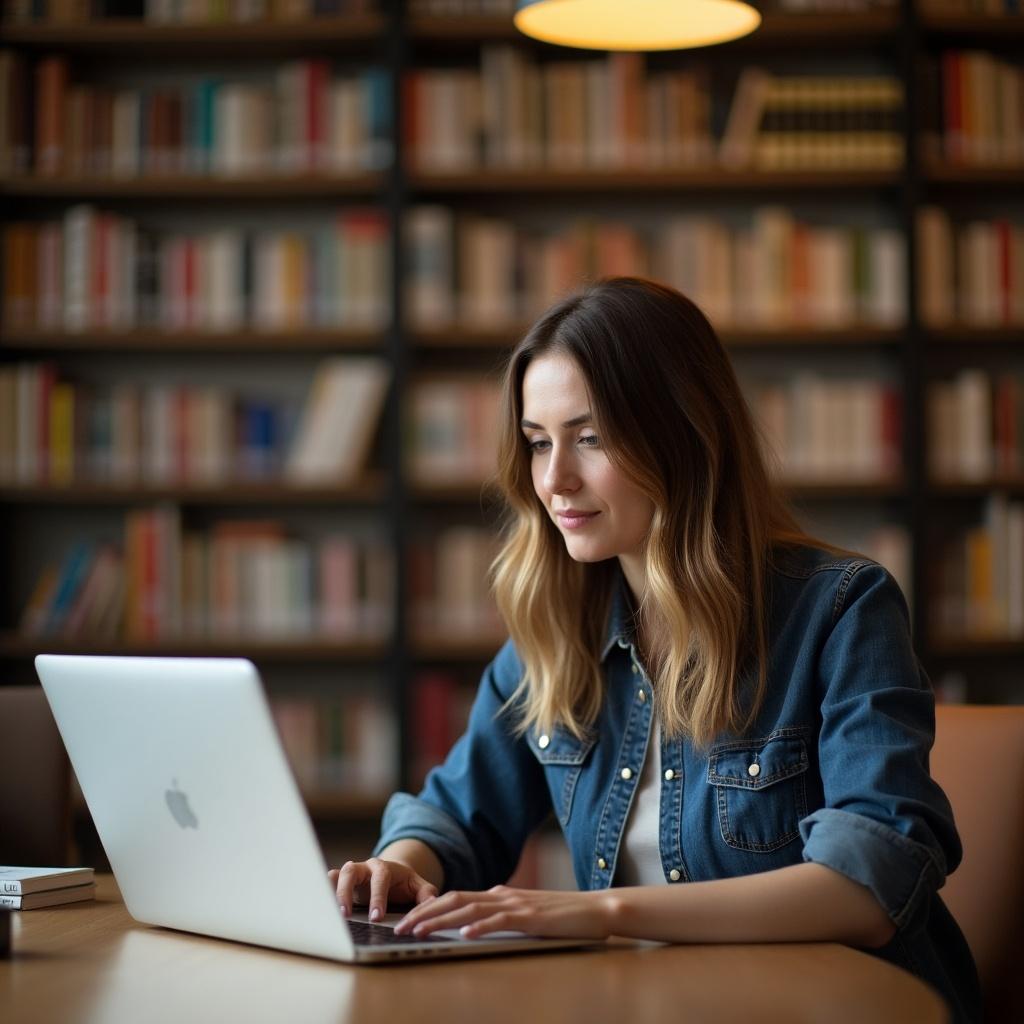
[0,0,1022,1020]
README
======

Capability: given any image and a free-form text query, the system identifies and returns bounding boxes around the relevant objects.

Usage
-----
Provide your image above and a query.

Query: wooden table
[0,876,950,1024]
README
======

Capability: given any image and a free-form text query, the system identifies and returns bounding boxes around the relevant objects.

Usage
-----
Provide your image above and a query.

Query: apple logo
[165,779,199,829]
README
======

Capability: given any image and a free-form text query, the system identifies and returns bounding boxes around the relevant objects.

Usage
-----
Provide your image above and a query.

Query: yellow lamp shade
[514,0,761,50]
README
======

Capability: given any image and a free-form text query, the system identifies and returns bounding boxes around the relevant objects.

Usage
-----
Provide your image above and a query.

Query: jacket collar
[600,568,638,661]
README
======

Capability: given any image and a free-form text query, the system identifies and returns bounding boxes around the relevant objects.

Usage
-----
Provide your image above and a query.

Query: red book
[307,59,330,171]
[881,386,902,478]
[35,57,68,176]
[941,52,962,164]
[402,71,419,167]
[412,672,455,789]
[183,237,196,329]
[994,376,1017,476]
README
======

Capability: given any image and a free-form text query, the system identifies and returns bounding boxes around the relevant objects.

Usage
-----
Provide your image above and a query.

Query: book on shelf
[405,206,906,333]
[271,691,397,799]
[0,865,94,895]
[752,374,902,483]
[917,208,1024,328]
[17,509,395,642]
[0,883,96,910]
[933,51,1024,168]
[284,357,389,485]
[410,672,475,789]
[1,207,391,334]
[2,54,391,179]
[722,68,904,171]
[931,493,1024,640]
[1,0,377,26]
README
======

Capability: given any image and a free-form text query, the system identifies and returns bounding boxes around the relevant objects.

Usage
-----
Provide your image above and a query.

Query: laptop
[34,654,599,963]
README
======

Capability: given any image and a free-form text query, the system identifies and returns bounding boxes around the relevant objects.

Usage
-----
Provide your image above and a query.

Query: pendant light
[514,0,761,51]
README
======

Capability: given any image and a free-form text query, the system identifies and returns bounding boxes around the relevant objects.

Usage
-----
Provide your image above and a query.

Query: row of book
[0,358,390,486]
[917,209,1024,327]
[406,206,907,332]
[2,207,391,332]
[407,52,713,171]
[408,528,504,643]
[5,54,392,179]
[407,376,500,486]
[931,494,1024,640]
[928,371,1024,482]
[751,376,902,483]
[406,51,904,173]
[936,51,1024,167]
[1,0,374,24]
[272,692,397,800]
[722,69,903,171]
[409,0,897,11]
[20,508,395,641]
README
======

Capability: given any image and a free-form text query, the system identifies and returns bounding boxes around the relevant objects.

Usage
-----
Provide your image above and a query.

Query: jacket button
[620,767,633,781]
[637,689,646,702]
[664,769,675,781]
[631,664,639,674]
[669,869,681,882]
[538,734,550,750]
[597,857,607,869]
[747,762,760,778]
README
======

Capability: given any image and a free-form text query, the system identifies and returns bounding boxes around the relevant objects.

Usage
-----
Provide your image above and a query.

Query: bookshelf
[2,0,1022,860]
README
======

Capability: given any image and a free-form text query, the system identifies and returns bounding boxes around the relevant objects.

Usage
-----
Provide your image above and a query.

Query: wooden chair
[931,704,1024,1024]
[0,686,72,865]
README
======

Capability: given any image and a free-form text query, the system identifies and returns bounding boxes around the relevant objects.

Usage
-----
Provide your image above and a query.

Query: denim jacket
[374,545,981,1022]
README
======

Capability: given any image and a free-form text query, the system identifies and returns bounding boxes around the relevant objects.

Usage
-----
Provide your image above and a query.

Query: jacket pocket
[528,726,596,827]
[707,731,809,853]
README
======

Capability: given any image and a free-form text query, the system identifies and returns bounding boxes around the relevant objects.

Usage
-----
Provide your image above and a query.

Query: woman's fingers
[332,861,369,917]
[366,859,392,921]
[397,890,499,936]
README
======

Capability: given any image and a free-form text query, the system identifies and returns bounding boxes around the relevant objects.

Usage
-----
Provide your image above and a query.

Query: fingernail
[460,925,473,937]
[370,908,381,922]
[340,905,349,918]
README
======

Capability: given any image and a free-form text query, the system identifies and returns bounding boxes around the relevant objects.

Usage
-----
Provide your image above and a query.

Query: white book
[957,370,992,481]
[285,358,390,484]
[406,206,454,328]
[0,866,95,896]
[63,205,94,331]
[867,228,905,327]
[0,884,96,911]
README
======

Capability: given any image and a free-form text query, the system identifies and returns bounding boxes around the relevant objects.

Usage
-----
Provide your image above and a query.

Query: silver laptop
[35,654,596,963]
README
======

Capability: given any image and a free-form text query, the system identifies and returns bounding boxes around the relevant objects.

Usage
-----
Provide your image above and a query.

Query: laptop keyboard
[347,919,454,946]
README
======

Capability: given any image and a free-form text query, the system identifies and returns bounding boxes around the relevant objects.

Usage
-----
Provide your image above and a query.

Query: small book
[0,883,96,911]
[0,866,95,896]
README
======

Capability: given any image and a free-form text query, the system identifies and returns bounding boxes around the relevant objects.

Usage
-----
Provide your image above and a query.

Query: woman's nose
[544,448,579,493]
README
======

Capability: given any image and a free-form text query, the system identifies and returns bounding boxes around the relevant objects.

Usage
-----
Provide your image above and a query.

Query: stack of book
[0,866,96,910]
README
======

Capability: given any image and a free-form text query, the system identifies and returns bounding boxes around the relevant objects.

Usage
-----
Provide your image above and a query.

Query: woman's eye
[578,435,600,447]
[528,439,550,453]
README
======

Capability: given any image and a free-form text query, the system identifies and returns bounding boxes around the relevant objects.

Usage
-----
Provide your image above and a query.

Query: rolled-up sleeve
[799,563,961,935]
[372,640,552,892]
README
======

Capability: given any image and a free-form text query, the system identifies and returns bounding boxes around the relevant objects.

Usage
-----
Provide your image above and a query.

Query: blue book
[362,68,393,170]
[46,543,95,636]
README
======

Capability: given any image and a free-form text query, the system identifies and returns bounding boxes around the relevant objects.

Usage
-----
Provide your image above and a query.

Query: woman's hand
[393,885,615,941]
[329,858,439,921]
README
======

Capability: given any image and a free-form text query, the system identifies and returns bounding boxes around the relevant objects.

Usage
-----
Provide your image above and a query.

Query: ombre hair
[491,276,819,749]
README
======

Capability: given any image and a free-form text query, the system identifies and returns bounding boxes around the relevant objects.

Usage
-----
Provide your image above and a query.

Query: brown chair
[0,686,72,865]
[931,704,1024,1024]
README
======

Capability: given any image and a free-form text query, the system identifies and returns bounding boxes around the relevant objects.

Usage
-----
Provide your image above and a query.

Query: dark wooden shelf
[304,793,388,820]
[930,478,1024,497]
[917,10,1024,40]
[927,637,1024,658]
[782,478,907,499]
[924,326,1024,347]
[0,327,386,353]
[0,633,389,660]
[409,9,900,46]
[412,325,906,350]
[407,168,902,195]
[0,173,385,200]
[0,477,388,505]
[413,635,507,661]
[0,14,388,51]
[922,161,1024,187]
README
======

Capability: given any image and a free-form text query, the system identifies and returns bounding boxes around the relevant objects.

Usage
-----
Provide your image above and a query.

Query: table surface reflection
[0,876,949,1024]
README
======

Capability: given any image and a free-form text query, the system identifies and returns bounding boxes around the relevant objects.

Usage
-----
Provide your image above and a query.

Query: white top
[614,718,667,887]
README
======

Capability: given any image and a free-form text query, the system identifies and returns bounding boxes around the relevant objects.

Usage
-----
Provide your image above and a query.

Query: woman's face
[521,353,655,572]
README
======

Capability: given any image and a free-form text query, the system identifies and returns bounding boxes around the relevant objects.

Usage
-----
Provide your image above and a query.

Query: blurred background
[0,0,1021,884]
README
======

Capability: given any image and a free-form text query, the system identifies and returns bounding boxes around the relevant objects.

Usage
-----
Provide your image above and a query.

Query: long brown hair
[491,276,816,748]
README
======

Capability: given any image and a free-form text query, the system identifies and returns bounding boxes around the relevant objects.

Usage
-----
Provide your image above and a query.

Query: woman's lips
[556,511,600,529]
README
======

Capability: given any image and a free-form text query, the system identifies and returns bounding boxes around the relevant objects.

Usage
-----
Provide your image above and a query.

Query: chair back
[931,704,1024,1023]
[0,685,71,865]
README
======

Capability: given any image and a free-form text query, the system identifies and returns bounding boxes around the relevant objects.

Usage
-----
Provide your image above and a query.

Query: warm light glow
[514,0,761,50]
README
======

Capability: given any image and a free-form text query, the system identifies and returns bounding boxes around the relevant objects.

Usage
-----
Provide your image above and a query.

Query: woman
[331,277,979,1022]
